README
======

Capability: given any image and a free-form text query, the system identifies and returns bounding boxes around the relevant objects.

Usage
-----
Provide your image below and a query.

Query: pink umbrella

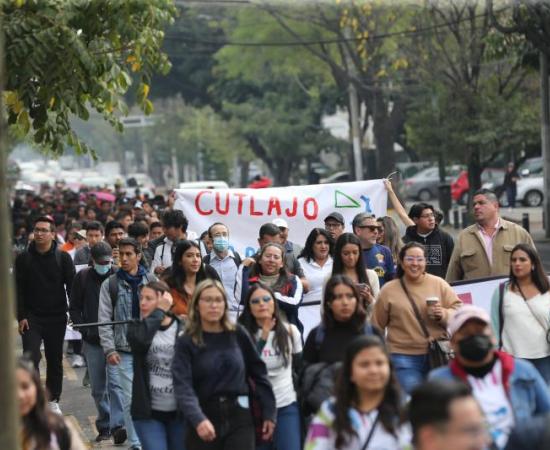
[90,191,116,203]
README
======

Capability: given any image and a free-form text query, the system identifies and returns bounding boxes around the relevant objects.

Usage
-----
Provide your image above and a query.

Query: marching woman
[127,281,185,450]
[491,243,550,383]
[305,335,407,450]
[238,282,303,450]
[332,233,379,308]
[162,240,219,318]
[235,242,303,331]
[17,357,86,450]
[298,228,334,339]
[300,275,382,419]
[172,279,276,450]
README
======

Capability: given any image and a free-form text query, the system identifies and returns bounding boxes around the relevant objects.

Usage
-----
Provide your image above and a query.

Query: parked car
[499,176,544,207]
[518,156,543,177]
[403,166,462,201]
[451,168,506,205]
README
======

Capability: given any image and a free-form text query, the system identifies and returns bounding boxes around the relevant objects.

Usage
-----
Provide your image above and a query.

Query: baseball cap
[90,242,113,263]
[75,229,87,240]
[448,304,491,337]
[324,212,344,225]
[272,218,288,229]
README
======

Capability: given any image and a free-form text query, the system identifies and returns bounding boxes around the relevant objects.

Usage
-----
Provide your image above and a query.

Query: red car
[451,169,505,204]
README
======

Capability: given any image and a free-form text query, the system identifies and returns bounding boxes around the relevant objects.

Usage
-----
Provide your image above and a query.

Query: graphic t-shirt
[467,360,514,449]
[362,244,396,287]
[147,320,178,412]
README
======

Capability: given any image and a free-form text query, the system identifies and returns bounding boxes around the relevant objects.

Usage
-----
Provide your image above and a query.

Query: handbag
[399,278,453,369]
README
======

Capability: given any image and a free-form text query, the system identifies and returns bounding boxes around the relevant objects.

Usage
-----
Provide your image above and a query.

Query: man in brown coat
[446,189,534,282]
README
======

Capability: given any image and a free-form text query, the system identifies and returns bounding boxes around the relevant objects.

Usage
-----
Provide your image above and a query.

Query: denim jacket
[430,351,550,425]
[98,271,156,356]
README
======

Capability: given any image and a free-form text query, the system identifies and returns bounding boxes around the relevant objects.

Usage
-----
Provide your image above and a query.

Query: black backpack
[203,251,242,267]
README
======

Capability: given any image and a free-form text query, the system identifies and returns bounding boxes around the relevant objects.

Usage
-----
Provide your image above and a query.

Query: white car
[500,176,543,207]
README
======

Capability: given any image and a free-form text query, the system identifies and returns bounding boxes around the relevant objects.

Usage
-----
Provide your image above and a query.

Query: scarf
[117,265,147,319]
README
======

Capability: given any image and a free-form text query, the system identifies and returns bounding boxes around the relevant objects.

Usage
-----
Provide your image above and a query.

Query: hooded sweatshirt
[402,225,454,278]
[15,240,75,320]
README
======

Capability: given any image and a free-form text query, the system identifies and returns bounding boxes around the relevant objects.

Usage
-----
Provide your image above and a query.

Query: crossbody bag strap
[360,411,380,450]
[399,278,431,341]
[515,283,548,335]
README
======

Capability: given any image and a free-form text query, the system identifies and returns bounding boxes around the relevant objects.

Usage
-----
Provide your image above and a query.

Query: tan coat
[445,219,534,282]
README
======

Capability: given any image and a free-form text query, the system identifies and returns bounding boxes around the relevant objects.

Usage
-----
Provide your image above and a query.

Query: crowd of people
[11,182,550,450]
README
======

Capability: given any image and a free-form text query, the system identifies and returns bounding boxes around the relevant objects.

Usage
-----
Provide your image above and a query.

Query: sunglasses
[357,225,381,231]
[250,295,273,305]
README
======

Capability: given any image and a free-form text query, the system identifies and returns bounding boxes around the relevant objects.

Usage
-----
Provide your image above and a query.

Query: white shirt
[467,360,514,449]
[298,257,333,339]
[256,324,302,408]
[502,290,550,359]
[151,238,174,273]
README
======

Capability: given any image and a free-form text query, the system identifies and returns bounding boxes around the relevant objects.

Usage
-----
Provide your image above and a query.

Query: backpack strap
[203,253,211,264]
[314,324,325,351]
[54,249,63,271]
[233,252,242,267]
[108,274,119,309]
[498,281,507,349]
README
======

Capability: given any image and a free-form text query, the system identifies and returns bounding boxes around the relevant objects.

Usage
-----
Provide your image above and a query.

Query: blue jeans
[525,356,550,385]
[257,402,301,450]
[82,342,125,433]
[111,351,140,447]
[134,416,186,450]
[391,353,430,395]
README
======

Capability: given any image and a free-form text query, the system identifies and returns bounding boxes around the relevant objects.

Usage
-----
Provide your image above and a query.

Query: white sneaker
[71,355,85,368]
[48,401,62,415]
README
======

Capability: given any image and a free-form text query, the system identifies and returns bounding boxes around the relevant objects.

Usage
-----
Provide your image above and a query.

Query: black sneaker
[95,430,110,442]
[111,426,127,445]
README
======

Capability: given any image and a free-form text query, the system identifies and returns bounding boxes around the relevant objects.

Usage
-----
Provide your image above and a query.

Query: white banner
[175,180,388,257]
[450,276,508,314]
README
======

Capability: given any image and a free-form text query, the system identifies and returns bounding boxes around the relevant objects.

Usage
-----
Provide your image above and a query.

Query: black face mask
[458,334,493,362]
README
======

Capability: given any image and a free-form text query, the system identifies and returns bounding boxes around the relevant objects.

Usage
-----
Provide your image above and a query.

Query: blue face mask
[212,236,229,253]
[94,263,111,275]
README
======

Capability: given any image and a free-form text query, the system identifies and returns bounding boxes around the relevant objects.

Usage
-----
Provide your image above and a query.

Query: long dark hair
[238,282,292,367]
[323,275,367,332]
[249,243,291,292]
[298,228,334,262]
[509,243,550,294]
[163,240,209,293]
[332,233,369,286]
[333,335,402,449]
[18,357,68,449]
[396,241,426,278]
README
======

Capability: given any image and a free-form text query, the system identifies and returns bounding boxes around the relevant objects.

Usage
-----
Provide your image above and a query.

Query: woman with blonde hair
[172,279,276,450]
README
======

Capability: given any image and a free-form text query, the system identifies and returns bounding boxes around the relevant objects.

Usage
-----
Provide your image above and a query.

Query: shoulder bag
[399,278,453,369]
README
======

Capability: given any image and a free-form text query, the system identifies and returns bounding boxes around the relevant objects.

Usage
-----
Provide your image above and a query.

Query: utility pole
[540,52,550,238]
[171,148,179,186]
[0,20,21,449]
[345,27,363,181]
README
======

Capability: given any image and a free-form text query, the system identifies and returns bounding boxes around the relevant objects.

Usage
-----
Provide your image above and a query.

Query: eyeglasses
[200,297,225,305]
[420,213,435,219]
[250,295,273,305]
[403,256,426,263]
[33,228,52,234]
[357,225,381,232]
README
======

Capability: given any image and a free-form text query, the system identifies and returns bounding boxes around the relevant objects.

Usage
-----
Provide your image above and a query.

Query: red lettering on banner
[267,197,282,216]
[215,192,230,215]
[233,192,247,215]
[303,197,318,220]
[195,191,213,216]
[249,196,264,216]
[285,197,298,217]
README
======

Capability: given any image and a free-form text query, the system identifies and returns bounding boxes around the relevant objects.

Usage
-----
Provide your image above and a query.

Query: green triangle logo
[334,190,360,208]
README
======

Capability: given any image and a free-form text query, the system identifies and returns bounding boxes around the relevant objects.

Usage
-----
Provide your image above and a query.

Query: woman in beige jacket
[372,242,462,394]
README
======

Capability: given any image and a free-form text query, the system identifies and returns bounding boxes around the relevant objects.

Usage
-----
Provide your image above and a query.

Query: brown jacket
[445,219,534,282]
[372,274,462,355]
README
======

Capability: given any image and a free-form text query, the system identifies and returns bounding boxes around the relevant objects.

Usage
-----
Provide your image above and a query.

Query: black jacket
[402,226,454,278]
[69,267,115,345]
[127,310,183,420]
[15,241,75,321]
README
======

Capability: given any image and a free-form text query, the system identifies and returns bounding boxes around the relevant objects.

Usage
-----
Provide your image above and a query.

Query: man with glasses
[203,222,242,321]
[15,216,76,414]
[446,189,534,282]
[352,212,395,287]
[403,203,454,278]
[323,211,345,241]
